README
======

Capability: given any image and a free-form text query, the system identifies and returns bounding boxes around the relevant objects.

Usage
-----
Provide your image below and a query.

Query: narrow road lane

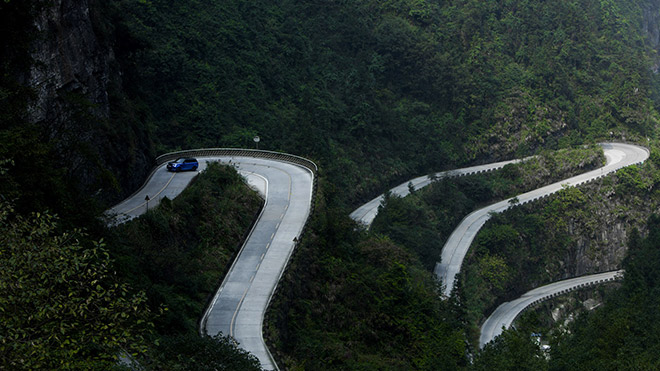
[108,155,314,370]
[350,143,647,350]
[350,159,526,226]
[434,143,648,297]
[479,270,623,348]
[202,159,312,371]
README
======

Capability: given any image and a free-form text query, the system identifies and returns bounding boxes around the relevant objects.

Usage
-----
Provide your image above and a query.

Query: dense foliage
[0,202,153,369]
[460,151,660,342]
[267,194,467,369]
[474,215,660,370]
[3,0,660,367]
[0,160,263,368]
[472,327,548,371]
[106,0,659,207]
[371,146,603,270]
[548,216,660,369]
[107,163,262,335]
[106,163,262,368]
[150,333,261,370]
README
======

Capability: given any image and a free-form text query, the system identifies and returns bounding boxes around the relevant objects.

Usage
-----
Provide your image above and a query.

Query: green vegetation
[106,163,262,368]
[266,196,467,369]
[0,203,153,369]
[371,146,603,270]
[0,162,262,368]
[266,145,604,368]
[474,215,660,370]
[150,333,262,370]
[460,154,660,343]
[4,0,660,367]
[473,327,548,371]
[105,0,659,207]
[548,216,660,369]
[107,163,262,335]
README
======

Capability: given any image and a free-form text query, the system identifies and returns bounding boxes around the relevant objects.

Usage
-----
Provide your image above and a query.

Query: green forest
[472,214,660,370]
[2,0,660,368]
[103,0,659,206]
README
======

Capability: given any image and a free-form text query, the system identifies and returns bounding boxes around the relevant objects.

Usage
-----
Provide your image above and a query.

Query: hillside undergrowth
[103,0,660,208]
[371,146,604,271]
[460,148,660,345]
[105,163,263,368]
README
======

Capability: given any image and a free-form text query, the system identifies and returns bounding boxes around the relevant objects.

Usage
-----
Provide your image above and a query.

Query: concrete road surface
[434,143,648,297]
[350,159,526,227]
[108,156,314,370]
[107,159,268,223]
[479,270,623,348]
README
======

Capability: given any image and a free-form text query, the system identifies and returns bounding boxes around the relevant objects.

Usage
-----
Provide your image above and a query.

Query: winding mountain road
[350,142,648,347]
[111,142,646,365]
[350,159,528,226]
[108,153,315,371]
[434,143,647,297]
[479,270,623,348]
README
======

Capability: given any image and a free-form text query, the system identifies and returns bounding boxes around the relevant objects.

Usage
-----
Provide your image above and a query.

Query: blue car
[167,157,199,172]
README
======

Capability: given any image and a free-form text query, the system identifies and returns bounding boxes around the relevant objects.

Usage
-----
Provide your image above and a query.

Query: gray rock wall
[26,0,152,203]
[558,179,656,279]
[29,0,109,127]
[642,0,660,71]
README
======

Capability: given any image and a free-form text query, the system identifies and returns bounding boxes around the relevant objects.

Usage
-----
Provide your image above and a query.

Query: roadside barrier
[510,271,624,325]
[156,148,318,175]
[154,148,318,371]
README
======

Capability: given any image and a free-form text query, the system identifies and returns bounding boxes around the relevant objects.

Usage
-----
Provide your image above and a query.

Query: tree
[0,203,154,369]
[473,328,548,370]
[151,333,261,370]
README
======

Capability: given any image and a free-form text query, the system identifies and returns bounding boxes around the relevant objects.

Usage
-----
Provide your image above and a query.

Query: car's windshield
[174,158,185,163]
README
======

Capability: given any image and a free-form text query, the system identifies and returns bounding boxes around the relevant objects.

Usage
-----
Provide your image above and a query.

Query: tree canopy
[0,203,153,369]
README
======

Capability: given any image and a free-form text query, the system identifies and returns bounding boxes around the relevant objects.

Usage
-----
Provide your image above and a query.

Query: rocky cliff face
[29,0,109,127]
[559,175,655,278]
[642,0,660,72]
[26,0,152,203]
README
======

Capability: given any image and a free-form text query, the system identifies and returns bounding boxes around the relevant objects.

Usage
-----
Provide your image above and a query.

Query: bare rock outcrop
[25,0,152,203]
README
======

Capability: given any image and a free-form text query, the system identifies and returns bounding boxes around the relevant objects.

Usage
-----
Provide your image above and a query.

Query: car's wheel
[192,166,198,171]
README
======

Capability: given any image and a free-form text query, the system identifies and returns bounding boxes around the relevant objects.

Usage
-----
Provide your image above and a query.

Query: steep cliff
[642,0,660,71]
[560,167,658,277]
[25,0,152,204]
[29,0,109,128]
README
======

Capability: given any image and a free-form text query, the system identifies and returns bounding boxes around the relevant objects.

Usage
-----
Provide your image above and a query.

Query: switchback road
[350,159,526,226]
[479,270,623,348]
[434,143,647,297]
[350,143,647,349]
[108,155,314,371]
[112,143,646,364]
[351,144,647,296]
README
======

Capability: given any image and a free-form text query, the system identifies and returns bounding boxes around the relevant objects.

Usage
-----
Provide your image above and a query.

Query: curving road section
[434,143,648,297]
[350,159,528,227]
[349,143,648,349]
[108,160,270,223]
[111,143,647,363]
[479,270,623,348]
[108,154,315,371]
